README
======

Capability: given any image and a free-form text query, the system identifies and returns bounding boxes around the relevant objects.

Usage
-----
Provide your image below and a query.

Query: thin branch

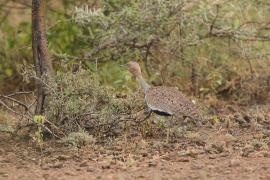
[209,5,220,34]
[0,95,29,111]
[0,99,30,119]
[6,91,34,97]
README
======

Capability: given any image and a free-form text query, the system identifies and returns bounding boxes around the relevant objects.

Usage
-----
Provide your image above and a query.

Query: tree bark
[32,0,53,115]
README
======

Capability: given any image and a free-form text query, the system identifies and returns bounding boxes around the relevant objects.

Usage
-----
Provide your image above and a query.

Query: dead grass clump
[45,69,144,138]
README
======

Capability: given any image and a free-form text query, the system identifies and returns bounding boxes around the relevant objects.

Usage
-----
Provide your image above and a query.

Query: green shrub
[62,130,96,147]
[45,69,144,138]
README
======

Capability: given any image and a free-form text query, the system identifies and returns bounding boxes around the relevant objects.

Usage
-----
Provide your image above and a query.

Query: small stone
[220,153,229,157]
[79,161,88,167]
[76,168,81,171]
[64,172,76,176]
[41,166,49,170]
[148,160,157,167]
[140,151,148,157]
[57,155,70,161]
[192,164,203,170]
[101,162,110,169]
[229,159,240,167]
[87,167,95,172]
[212,142,225,153]
[176,158,189,162]
[244,167,254,172]
[264,152,270,158]
[209,154,218,159]
[42,174,50,179]
[241,145,254,157]
[0,172,8,177]
[137,175,145,178]
[2,173,8,177]
[207,165,215,170]
[1,158,10,163]
[50,162,63,168]
[224,134,237,144]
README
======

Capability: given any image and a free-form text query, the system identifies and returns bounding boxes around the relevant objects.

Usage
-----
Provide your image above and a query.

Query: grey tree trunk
[32,0,53,115]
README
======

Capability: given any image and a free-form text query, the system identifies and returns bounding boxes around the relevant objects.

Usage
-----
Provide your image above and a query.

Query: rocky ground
[0,104,270,180]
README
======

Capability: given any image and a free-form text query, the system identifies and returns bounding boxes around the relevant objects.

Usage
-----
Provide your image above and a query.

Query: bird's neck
[137,75,151,93]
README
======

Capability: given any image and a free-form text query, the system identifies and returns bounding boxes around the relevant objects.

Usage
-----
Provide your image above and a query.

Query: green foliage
[0,0,269,102]
[0,19,32,91]
[32,115,46,148]
[62,130,96,147]
[45,69,144,137]
[72,0,270,99]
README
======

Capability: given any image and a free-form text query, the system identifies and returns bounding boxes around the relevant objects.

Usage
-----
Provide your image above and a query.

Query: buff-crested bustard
[122,61,203,141]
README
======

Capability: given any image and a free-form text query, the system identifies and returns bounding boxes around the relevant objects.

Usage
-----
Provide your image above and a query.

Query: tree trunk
[32,0,53,115]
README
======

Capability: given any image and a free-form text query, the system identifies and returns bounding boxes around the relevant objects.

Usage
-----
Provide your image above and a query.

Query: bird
[122,61,203,140]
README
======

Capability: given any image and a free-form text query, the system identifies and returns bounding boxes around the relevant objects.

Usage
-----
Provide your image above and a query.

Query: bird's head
[121,61,142,77]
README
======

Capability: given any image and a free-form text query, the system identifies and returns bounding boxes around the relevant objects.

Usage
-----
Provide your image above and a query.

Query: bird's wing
[145,86,201,120]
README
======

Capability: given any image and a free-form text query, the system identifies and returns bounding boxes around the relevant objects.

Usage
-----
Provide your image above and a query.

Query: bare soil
[0,105,270,180]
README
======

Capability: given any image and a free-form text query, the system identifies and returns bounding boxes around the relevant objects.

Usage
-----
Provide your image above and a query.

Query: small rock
[148,160,157,167]
[87,167,95,172]
[137,175,145,178]
[207,165,215,170]
[64,172,76,176]
[212,142,225,153]
[42,174,50,179]
[101,162,110,169]
[50,162,63,168]
[262,130,270,136]
[1,158,10,163]
[76,167,81,171]
[220,153,229,157]
[41,166,49,170]
[2,173,8,177]
[176,158,189,162]
[264,152,270,158]
[79,161,88,167]
[224,133,237,144]
[0,172,8,177]
[244,167,254,172]
[229,159,240,167]
[241,145,254,157]
[192,164,203,170]
[140,150,148,157]
[223,170,232,174]
[57,155,70,161]
[209,154,218,159]
[178,151,188,157]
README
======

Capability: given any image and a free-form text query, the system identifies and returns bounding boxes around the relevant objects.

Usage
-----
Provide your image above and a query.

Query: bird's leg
[166,128,170,144]
[138,108,152,124]
[145,108,152,119]
[166,116,174,144]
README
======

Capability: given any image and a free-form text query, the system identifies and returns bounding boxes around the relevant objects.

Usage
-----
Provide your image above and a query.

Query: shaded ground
[0,104,270,180]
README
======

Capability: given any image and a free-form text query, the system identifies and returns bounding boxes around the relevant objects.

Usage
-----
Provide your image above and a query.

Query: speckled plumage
[145,86,202,121]
[123,61,202,122]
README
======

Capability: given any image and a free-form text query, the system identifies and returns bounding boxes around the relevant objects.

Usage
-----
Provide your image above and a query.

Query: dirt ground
[0,104,270,180]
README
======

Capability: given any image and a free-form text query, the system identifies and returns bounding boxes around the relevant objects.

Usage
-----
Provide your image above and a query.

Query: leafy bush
[72,0,270,102]
[45,69,144,138]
